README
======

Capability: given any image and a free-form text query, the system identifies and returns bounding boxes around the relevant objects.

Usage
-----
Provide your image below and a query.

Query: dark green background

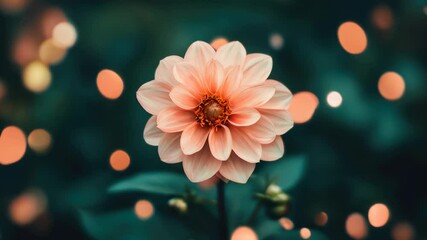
[1,0,426,239]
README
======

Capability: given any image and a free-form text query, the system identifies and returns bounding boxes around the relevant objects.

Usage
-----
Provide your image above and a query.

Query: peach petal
[143,116,164,146]
[228,107,261,127]
[158,133,183,163]
[219,65,243,98]
[205,59,225,94]
[242,53,272,87]
[180,123,210,155]
[219,153,255,183]
[258,109,293,135]
[215,41,247,68]
[170,84,201,110]
[231,86,275,108]
[155,56,183,86]
[157,107,195,133]
[184,41,215,71]
[243,116,276,144]
[261,136,284,161]
[173,62,203,90]
[208,125,232,161]
[136,80,174,115]
[183,145,222,182]
[259,80,292,110]
[229,126,261,163]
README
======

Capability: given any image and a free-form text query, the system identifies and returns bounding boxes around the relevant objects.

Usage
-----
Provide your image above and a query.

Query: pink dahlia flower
[137,41,293,183]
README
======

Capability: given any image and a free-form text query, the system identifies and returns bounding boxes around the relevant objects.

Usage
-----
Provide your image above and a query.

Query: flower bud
[168,198,188,214]
[265,184,282,196]
[271,192,290,204]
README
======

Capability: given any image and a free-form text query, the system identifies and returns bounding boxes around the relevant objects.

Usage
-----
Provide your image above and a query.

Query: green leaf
[258,155,307,191]
[109,172,195,195]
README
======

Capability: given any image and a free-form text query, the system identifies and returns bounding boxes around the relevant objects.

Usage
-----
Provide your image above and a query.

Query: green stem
[217,181,228,240]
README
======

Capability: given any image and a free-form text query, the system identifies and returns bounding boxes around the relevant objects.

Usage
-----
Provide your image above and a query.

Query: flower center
[195,95,231,127]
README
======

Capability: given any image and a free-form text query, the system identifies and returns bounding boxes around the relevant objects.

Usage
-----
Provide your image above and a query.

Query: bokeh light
[371,5,394,31]
[392,222,415,240]
[288,91,319,124]
[41,8,67,38]
[326,91,343,108]
[0,126,27,165]
[9,189,47,226]
[109,150,130,171]
[0,80,6,101]
[13,34,38,66]
[368,203,390,227]
[423,6,427,15]
[314,211,328,226]
[346,213,368,239]
[39,39,67,65]
[300,228,311,239]
[0,0,28,13]
[279,217,294,230]
[52,22,77,49]
[134,200,154,220]
[378,72,405,101]
[337,21,368,54]
[96,69,124,100]
[23,61,52,93]
[210,37,229,50]
[231,226,258,240]
[269,33,284,50]
[28,129,52,154]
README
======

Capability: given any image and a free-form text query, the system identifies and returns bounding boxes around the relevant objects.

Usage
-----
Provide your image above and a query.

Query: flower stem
[217,181,229,240]
[247,200,263,226]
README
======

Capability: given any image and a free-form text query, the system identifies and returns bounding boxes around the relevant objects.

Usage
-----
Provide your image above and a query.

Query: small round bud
[265,184,282,196]
[168,198,188,214]
[266,202,291,219]
[271,192,290,204]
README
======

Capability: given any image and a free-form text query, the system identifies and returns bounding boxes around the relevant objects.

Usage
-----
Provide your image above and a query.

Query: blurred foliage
[0,0,427,239]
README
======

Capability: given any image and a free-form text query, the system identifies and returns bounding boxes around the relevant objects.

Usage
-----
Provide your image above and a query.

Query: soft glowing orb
[368,203,390,227]
[300,228,311,239]
[96,69,124,100]
[346,213,368,239]
[39,39,67,65]
[210,37,229,50]
[23,61,52,93]
[28,129,52,154]
[269,33,284,50]
[326,91,343,108]
[134,200,154,220]
[288,91,319,124]
[378,72,405,101]
[0,126,27,165]
[0,80,6,101]
[109,150,130,171]
[392,222,415,240]
[52,22,77,49]
[371,5,394,30]
[0,0,29,13]
[279,217,294,230]
[315,211,328,226]
[13,34,38,66]
[41,8,67,38]
[9,190,47,225]
[231,226,258,240]
[338,21,368,54]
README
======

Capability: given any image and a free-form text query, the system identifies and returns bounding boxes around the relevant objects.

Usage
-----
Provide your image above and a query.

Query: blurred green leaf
[258,155,307,191]
[109,172,195,195]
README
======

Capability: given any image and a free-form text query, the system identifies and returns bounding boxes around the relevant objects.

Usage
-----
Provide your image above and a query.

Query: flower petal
[157,107,195,133]
[183,144,222,182]
[258,109,293,135]
[243,116,276,144]
[219,153,255,184]
[208,125,232,161]
[158,133,183,163]
[173,62,203,91]
[170,84,201,110]
[180,123,210,155]
[155,56,183,86]
[261,136,284,161]
[230,85,275,108]
[205,59,224,94]
[258,80,292,110]
[242,54,272,87]
[215,41,247,68]
[143,116,164,146]
[228,107,260,126]
[229,126,261,163]
[184,41,215,71]
[136,80,174,115]
[219,65,243,99]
